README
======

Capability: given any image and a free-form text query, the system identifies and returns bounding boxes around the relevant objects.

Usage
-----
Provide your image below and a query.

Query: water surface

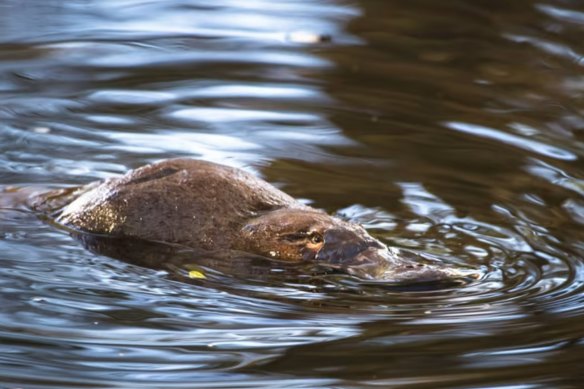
[1,0,584,387]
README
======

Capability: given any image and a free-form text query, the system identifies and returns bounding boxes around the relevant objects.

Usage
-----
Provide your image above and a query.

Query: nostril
[405,265,414,269]
[417,264,424,267]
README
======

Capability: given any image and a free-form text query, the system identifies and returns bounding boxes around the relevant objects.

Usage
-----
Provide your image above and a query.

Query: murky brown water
[1,0,584,387]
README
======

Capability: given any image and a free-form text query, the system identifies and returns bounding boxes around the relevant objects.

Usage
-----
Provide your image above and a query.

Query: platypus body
[33,159,473,282]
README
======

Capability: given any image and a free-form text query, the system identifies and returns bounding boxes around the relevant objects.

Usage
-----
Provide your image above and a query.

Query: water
[1,0,584,387]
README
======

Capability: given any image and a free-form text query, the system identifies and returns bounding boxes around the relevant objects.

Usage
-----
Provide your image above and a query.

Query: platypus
[32,158,474,282]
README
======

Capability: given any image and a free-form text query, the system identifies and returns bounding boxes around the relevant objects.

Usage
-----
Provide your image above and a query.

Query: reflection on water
[1,0,584,387]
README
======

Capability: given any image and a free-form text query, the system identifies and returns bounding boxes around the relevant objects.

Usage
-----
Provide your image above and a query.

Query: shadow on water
[1,0,584,388]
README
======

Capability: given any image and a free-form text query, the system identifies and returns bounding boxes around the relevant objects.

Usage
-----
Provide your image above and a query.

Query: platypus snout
[304,227,479,283]
[322,243,479,284]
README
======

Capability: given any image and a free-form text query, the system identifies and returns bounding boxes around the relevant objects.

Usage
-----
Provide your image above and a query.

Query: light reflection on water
[1,0,584,387]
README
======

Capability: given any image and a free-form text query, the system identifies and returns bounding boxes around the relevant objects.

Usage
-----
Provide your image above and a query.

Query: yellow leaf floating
[188,270,206,279]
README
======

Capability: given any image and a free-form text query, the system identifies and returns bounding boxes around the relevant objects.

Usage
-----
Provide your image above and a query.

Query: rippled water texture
[1,0,584,387]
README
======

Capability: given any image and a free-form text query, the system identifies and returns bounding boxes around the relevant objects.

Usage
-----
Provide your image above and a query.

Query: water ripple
[2,0,584,387]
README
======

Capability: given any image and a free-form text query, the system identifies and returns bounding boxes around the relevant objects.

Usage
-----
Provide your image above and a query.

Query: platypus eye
[282,231,323,246]
[309,233,323,244]
[283,233,309,242]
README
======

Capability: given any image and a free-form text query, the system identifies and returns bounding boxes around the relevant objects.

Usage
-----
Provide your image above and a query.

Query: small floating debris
[32,126,51,134]
[188,269,207,279]
[286,31,332,44]
[184,265,207,279]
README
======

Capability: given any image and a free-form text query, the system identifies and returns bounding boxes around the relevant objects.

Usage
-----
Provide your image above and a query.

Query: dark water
[1,0,584,387]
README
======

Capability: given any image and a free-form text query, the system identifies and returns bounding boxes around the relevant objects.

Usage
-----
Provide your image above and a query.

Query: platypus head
[237,208,475,283]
